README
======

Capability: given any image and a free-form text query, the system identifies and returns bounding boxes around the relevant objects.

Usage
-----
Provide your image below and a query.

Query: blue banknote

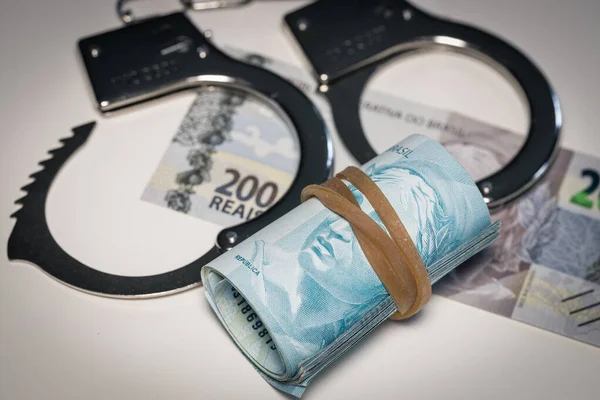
[202,135,499,396]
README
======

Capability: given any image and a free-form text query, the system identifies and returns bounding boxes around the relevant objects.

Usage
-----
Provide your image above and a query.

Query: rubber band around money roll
[301,166,431,320]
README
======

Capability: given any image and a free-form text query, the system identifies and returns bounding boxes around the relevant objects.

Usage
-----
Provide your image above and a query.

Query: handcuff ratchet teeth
[7,12,332,298]
[285,0,562,210]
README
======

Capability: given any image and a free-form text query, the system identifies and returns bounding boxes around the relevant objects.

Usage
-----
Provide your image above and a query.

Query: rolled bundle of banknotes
[202,134,500,396]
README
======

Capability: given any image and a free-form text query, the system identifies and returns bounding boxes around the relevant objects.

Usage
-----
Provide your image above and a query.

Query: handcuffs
[7,0,561,298]
[8,11,333,298]
[285,0,562,210]
[116,0,252,23]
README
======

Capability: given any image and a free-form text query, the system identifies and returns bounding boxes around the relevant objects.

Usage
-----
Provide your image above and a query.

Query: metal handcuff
[8,0,561,298]
[117,0,252,24]
[7,8,332,298]
[285,0,562,210]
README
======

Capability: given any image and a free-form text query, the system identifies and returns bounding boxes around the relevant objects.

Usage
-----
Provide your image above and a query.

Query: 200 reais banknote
[202,135,499,396]
[142,54,300,226]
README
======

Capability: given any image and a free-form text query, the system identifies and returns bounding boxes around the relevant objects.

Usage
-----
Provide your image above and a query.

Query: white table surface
[1,1,600,399]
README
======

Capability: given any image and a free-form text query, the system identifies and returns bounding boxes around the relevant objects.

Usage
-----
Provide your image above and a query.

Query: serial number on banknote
[231,286,277,351]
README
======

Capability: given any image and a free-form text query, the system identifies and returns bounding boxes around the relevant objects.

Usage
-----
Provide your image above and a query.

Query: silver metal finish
[117,0,253,24]
[312,39,551,208]
[181,0,251,11]
[284,0,562,211]
[116,0,146,24]
[225,231,238,245]
[360,38,555,210]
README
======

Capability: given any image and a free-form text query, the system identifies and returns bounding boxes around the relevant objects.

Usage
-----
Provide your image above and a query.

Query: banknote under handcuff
[7,0,560,298]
